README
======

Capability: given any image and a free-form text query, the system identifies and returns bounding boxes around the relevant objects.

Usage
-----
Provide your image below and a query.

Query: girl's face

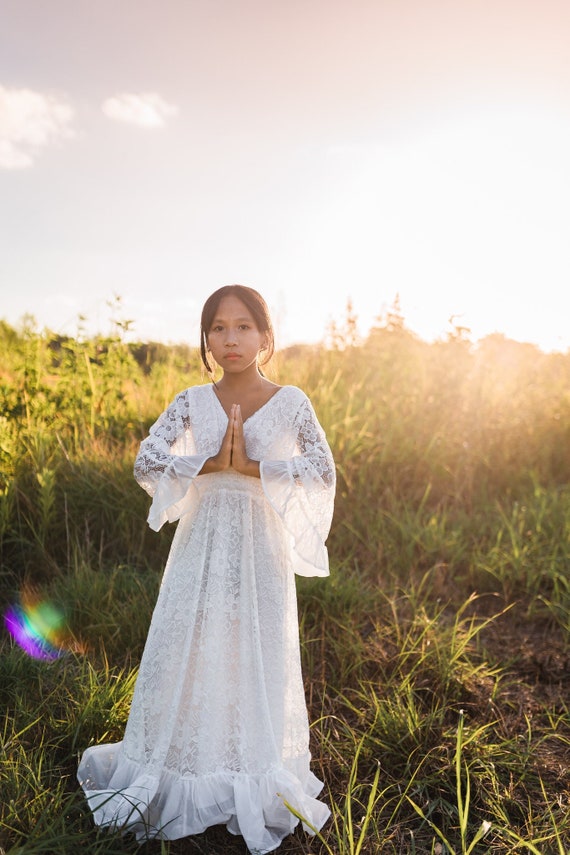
[206,295,267,374]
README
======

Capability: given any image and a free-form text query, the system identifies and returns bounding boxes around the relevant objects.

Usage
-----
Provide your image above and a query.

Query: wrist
[242,458,260,479]
[200,455,227,474]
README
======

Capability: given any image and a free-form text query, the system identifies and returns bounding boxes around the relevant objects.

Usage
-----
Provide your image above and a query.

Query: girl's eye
[239,324,250,331]
[211,325,223,333]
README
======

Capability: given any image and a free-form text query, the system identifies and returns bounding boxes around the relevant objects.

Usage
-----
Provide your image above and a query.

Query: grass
[0,315,569,853]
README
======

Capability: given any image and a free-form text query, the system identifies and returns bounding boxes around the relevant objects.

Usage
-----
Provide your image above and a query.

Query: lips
[224,353,241,359]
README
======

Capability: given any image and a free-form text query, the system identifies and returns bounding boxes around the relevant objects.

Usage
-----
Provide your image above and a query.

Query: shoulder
[160,384,211,419]
[277,384,310,405]
[174,383,212,405]
[277,385,318,417]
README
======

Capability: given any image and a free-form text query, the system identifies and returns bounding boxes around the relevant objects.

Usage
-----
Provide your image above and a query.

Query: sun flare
[305,105,570,351]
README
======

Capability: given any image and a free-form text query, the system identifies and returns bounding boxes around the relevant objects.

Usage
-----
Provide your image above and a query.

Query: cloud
[0,85,74,169]
[101,92,179,128]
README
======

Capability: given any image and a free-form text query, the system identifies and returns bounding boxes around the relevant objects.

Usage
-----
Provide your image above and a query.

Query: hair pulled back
[200,284,275,374]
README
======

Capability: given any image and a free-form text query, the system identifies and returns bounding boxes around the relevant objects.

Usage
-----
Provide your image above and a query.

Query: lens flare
[3,593,69,660]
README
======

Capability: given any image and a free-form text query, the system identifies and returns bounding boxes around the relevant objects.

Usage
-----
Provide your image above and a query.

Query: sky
[1,0,570,352]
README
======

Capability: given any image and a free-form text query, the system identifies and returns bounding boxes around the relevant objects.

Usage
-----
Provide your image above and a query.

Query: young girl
[77,285,336,854]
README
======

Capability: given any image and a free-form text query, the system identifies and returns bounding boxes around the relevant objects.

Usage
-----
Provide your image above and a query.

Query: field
[0,311,569,854]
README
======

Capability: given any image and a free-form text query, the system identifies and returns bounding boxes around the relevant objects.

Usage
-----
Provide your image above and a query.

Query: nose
[224,328,238,346]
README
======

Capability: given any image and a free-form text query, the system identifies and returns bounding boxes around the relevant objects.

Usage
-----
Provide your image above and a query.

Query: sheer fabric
[77,384,335,853]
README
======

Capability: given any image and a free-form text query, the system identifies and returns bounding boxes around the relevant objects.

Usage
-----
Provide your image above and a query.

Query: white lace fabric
[77,384,336,853]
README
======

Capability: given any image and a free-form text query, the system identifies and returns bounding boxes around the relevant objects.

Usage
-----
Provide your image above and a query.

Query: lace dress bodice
[133,383,335,576]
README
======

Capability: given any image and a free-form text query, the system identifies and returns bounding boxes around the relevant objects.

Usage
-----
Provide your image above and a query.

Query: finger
[230,404,238,434]
[218,410,233,460]
[233,413,248,464]
[234,406,245,441]
[223,415,233,443]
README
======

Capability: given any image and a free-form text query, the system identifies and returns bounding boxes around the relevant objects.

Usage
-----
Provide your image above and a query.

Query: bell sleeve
[260,396,336,577]
[133,392,210,532]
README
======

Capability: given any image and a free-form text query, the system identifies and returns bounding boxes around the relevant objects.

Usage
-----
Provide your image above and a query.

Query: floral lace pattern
[77,383,336,853]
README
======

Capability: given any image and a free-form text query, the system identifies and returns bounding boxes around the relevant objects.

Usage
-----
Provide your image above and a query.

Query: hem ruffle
[78,741,330,853]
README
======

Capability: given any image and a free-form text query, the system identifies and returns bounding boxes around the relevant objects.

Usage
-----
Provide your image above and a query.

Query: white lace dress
[77,383,336,854]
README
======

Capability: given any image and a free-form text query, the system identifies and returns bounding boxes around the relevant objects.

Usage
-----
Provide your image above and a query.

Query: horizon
[2,296,566,356]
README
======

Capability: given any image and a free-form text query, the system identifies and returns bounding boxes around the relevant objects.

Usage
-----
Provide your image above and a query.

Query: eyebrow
[211,315,253,324]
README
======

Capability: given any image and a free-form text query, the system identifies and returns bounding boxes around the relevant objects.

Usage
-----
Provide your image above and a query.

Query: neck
[215,365,264,391]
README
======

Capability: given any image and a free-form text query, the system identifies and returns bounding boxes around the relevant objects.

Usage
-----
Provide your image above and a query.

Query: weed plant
[0,313,568,853]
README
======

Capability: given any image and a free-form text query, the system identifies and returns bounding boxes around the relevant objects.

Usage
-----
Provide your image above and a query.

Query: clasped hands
[200,404,260,479]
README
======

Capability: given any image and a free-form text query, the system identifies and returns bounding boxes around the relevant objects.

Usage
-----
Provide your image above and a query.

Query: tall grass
[1,314,569,853]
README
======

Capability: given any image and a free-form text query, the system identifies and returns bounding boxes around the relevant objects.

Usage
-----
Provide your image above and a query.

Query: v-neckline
[210,383,286,425]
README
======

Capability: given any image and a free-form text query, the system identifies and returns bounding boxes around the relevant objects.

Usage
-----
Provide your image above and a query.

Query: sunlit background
[1,0,569,352]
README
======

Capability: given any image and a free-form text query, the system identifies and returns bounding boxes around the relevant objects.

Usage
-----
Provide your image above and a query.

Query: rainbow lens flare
[4,595,68,661]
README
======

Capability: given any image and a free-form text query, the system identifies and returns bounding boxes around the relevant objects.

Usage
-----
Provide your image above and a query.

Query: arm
[134,391,210,530]
[260,396,336,576]
[134,392,196,495]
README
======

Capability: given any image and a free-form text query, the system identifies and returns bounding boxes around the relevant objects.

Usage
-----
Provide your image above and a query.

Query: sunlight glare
[311,105,570,351]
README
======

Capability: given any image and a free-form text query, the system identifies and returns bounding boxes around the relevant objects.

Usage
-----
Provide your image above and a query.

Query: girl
[77,285,336,854]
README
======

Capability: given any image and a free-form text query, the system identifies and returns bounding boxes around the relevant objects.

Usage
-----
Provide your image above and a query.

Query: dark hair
[200,284,275,374]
